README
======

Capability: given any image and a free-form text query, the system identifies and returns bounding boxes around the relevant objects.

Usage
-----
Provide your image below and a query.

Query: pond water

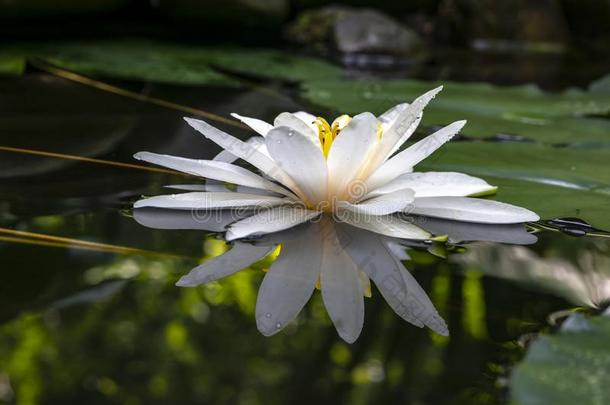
[0,67,609,405]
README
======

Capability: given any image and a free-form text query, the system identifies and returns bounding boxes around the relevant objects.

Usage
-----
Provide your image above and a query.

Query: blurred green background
[1,1,610,404]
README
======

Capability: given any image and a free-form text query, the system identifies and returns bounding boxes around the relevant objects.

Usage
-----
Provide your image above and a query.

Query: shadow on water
[0,70,609,405]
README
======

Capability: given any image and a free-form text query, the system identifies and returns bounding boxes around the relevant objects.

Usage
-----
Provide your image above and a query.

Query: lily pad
[303,79,610,145]
[418,142,610,229]
[2,39,343,85]
[33,40,238,86]
[511,312,610,405]
[0,54,26,76]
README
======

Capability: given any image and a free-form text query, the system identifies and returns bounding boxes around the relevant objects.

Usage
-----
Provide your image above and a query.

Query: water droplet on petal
[170,194,176,199]
[288,130,294,137]
[275,322,282,329]
[265,313,271,318]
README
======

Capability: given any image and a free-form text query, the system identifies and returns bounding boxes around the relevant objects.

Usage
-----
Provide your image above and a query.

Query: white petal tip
[336,328,361,344]
[224,231,238,241]
[340,334,358,344]
[256,316,285,337]
[175,278,194,287]
[183,117,199,126]
[133,152,145,160]
[426,314,449,336]
[436,329,450,337]
[133,200,145,208]
[258,329,276,337]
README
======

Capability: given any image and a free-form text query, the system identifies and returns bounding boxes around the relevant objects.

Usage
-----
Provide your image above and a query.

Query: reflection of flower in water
[132,87,539,342]
[454,243,610,309]
[135,208,535,343]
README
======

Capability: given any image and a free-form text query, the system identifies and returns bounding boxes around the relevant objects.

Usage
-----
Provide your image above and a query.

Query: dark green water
[0,73,608,405]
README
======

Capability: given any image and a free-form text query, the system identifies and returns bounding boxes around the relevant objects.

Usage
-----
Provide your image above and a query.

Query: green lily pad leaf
[200,48,343,82]
[34,40,237,86]
[0,54,26,76]
[3,39,342,85]
[420,142,610,190]
[483,177,610,230]
[303,79,610,145]
[511,312,610,405]
[418,142,610,229]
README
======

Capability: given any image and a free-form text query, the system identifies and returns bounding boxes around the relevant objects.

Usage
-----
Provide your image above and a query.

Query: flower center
[314,114,351,158]
[314,114,384,160]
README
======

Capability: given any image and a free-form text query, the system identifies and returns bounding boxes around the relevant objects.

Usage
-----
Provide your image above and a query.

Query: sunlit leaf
[3,39,343,85]
[511,312,610,405]
[419,142,610,229]
[303,79,610,145]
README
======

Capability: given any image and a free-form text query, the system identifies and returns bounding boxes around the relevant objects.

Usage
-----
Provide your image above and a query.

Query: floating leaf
[36,40,236,86]
[303,79,610,145]
[511,312,610,405]
[419,142,610,229]
[2,39,343,85]
[0,54,26,76]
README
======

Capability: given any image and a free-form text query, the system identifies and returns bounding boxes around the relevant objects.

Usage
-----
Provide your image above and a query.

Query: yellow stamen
[315,117,333,158]
[331,114,351,134]
[315,114,353,159]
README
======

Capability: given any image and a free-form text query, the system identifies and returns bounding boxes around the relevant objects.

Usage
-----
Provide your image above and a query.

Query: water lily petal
[378,102,409,130]
[410,197,540,223]
[134,207,250,232]
[255,223,323,336]
[320,221,364,343]
[135,151,294,197]
[384,240,411,260]
[337,189,415,216]
[213,137,269,164]
[378,86,443,157]
[292,111,318,135]
[134,192,288,210]
[176,242,275,286]
[407,215,538,244]
[165,184,283,197]
[365,172,496,199]
[231,113,273,136]
[359,270,372,297]
[336,210,431,240]
[226,206,321,241]
[184,117,305,200]
[336,225,448,335]
[274,112,321,148]
[366,120,466,190]
[266,126,328,204]
[327,112,379,198]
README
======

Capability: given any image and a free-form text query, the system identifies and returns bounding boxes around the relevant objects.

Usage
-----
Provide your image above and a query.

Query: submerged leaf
[511,313,610,405]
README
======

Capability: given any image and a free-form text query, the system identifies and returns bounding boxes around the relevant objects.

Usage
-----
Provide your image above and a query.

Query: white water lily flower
[133,86,539,342]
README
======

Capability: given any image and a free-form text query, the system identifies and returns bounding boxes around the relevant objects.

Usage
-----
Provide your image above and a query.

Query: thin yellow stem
[0,227,194,259]
[0,145,186,175]
[29,58,248,130]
